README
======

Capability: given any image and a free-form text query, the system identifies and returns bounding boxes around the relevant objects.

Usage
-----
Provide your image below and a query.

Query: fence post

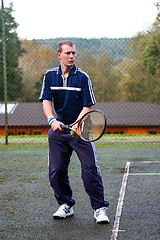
[1,0,8,145]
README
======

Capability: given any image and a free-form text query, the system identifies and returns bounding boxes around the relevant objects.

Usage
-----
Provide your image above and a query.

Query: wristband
[48,116,56,125]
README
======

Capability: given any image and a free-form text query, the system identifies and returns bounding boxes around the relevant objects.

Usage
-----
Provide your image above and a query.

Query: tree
[0,3,23,101]
[119,33,160,103]
[19,40,58,101]
[76,49,96,81]
[118,2,160,104]
[76,50,121,102]
[143,2,160,75]
[94,52,121,102]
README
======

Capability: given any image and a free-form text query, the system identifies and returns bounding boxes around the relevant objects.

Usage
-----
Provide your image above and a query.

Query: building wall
[0,126,160,136]
[106,126,160,135]
[0,126,50,136]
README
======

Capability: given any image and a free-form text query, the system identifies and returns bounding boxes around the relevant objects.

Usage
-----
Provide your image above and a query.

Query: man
[39,40,109,223]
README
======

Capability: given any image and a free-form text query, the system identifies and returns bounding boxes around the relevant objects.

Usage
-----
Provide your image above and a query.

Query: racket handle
[60,125,68,129]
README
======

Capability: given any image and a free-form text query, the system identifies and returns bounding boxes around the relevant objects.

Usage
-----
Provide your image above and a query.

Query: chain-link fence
[0,3,160,145]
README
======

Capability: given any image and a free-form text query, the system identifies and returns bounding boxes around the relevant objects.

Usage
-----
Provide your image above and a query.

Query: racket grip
[60,125,68,129]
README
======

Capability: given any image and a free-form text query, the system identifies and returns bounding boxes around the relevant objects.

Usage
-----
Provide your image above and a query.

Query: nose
[70,53,74,58]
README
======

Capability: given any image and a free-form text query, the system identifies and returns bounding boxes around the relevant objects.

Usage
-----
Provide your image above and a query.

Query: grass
[0,133,160,146]
[0,133,160,139]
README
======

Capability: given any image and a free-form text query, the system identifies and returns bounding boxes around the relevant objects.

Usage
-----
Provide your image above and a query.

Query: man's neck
[61,64,73,78]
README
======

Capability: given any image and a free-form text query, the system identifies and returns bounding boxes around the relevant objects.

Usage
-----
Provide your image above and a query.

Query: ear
[57,52,61,59]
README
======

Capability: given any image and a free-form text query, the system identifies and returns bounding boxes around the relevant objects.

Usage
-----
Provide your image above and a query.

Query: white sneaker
[94,207,110,224]
[53,203,74,219]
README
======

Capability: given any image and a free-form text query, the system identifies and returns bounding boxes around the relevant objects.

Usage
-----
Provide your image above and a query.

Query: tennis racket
[61,109,107,142]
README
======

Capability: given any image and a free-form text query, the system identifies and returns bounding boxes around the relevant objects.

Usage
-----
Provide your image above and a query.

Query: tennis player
[39,40,109,224]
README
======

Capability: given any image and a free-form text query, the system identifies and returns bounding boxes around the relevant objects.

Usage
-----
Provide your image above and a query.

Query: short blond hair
[57,40,75,53]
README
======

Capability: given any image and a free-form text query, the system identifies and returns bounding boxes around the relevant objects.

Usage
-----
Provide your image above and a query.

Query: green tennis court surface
[0,144,160,240]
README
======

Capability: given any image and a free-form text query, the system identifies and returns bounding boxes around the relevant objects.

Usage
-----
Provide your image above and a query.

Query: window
[8,131,14,136]
[34,131,41,135]
[148,131,156,134]
[18,131,25,135]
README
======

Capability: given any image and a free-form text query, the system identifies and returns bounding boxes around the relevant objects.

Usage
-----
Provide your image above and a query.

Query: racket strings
[79,111,106,141]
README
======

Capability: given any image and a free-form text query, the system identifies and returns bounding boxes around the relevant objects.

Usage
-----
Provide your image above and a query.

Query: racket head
[77,110,107,142]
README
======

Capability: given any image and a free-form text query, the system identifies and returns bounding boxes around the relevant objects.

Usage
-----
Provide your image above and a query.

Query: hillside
[38,37,131,65]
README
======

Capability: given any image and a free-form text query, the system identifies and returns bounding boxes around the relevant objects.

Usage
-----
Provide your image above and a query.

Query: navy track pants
[48,128,109,210]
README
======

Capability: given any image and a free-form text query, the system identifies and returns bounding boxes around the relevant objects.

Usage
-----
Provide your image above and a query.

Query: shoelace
[63,206,71,213]
[96,207,108,216]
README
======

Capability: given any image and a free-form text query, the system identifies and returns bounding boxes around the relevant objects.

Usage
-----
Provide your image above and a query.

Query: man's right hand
[51,120,64,132]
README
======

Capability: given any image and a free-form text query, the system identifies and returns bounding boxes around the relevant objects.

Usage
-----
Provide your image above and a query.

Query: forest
[0,2,160,104]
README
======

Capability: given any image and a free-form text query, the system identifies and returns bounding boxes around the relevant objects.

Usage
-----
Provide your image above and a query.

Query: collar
[57,64,78,75]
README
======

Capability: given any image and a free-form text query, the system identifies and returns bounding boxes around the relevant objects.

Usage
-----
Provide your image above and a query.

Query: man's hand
[51,120,63,132]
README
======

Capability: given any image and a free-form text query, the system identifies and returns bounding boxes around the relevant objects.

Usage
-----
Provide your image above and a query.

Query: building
[94,102,160,134]
[0,102,51,136]
[0,102,160,136]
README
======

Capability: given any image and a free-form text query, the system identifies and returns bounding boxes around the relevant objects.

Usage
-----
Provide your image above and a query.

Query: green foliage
[118,3,160,104]
[0,3,23,101]
[143,10,160,75]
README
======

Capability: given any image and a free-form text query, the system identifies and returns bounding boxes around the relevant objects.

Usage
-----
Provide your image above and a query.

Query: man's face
[57,44,76,68]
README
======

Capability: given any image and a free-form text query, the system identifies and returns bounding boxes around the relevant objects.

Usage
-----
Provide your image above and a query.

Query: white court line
[130,161,160,164]
[110,162,130,240]
[130,173,160,176]
[110,161,160,240]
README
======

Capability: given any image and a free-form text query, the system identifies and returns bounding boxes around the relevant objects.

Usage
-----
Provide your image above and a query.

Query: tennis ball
[70,129,77,137]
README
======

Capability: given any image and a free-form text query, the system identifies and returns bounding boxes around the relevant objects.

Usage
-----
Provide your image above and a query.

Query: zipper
[62,75,68,87]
